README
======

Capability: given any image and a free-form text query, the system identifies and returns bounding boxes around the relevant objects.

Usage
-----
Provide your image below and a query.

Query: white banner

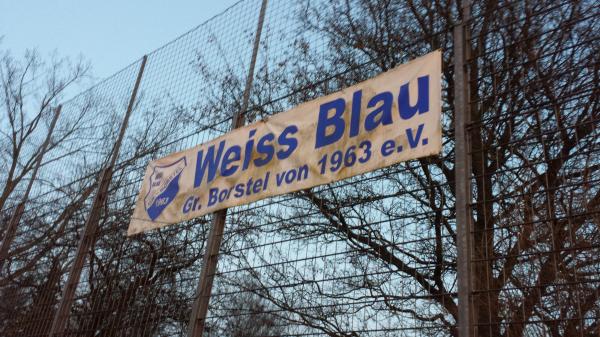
[128,51,442,235]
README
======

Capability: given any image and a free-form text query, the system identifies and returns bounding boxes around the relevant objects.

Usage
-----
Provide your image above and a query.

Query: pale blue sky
[0,0,240,80]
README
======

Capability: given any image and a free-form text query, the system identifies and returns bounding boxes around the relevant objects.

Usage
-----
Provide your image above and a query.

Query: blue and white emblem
[144,156,187,220]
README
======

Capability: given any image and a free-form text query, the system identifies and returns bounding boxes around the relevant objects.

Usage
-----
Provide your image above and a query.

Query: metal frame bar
[454,1,473,336]
[186,1,268,336]
[49,55,148,337]
[0,105,62,272]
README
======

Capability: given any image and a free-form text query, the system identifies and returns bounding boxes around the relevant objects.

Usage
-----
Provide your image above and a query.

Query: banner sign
[128,51,441,235]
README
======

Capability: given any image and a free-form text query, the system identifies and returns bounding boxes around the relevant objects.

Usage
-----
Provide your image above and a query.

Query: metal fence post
[187,1,268,336]
[454,0,473,337]
[49,55,147,337]
[0,105,62,272]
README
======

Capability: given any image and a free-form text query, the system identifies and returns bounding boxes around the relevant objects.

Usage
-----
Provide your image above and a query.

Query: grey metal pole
[454,1,473,337]
[49,55,147,337]
[187,1,268,336]
[0,105,62,272]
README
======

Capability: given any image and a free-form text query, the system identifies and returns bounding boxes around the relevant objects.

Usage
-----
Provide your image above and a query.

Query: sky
[0,0,240,81]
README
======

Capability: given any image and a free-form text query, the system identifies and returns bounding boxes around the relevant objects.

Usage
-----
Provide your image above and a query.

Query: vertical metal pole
[0,105,62,272]
[454,1,473,337]
[49,55,147,337]
[187,1,268,336]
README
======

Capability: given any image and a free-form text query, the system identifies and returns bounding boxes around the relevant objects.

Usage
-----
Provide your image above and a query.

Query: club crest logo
[144,156,187,220]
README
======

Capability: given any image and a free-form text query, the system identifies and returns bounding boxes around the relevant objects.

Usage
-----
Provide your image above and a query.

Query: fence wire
[0,0,598,336]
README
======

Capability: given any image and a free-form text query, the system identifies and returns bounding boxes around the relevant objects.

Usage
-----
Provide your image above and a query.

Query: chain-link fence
[0,0,598,336]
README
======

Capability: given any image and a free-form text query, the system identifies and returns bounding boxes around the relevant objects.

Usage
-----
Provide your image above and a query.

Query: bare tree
[0,48,90,212]
[0,48,199,336]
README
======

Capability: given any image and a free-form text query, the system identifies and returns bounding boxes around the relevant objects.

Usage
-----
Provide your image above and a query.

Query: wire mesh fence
[467,1,599,336]
[0,0,598,336]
